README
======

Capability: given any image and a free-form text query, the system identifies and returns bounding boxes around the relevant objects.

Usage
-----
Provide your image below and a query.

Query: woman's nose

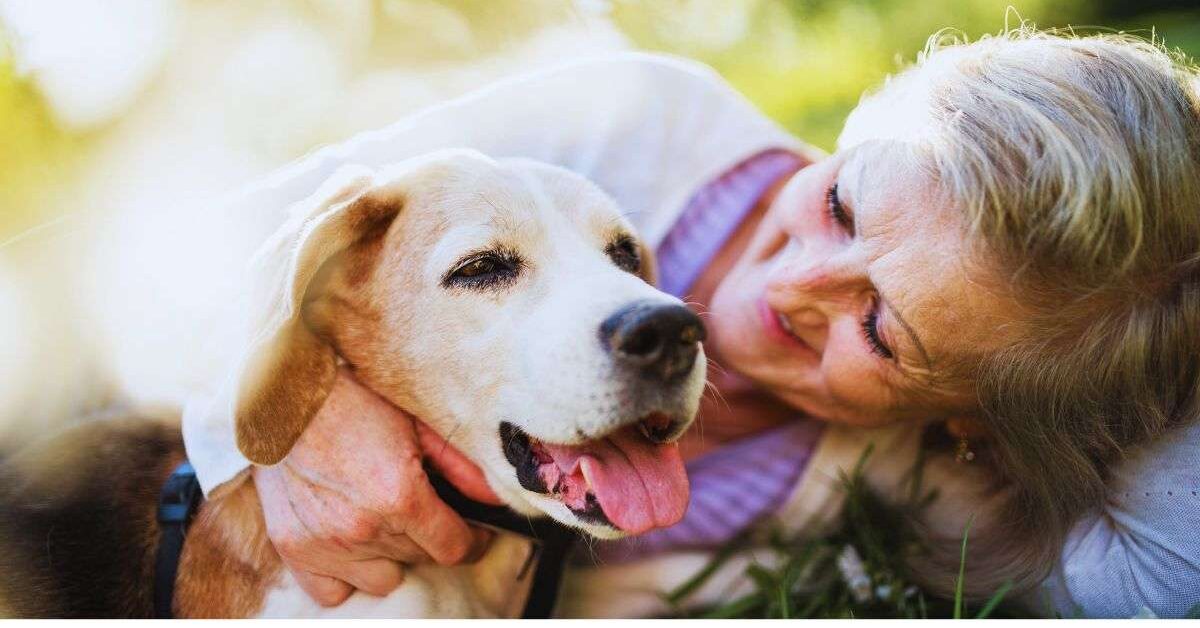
[766,239,870,305]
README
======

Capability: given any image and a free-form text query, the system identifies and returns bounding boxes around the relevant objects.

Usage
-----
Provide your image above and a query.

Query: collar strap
[427,471,578,618]
[154,461,204,619]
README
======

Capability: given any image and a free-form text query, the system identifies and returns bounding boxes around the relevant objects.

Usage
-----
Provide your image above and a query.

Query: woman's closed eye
[826,183,855,234]
[826,182,891,359]
[860,299,894,360]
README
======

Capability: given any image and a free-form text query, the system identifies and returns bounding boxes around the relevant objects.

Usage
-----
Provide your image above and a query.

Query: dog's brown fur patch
[0,412,283,618]
[338,194,402,288]
[235,323,340,466]
[0,411,185,618]
[174,477,281,618]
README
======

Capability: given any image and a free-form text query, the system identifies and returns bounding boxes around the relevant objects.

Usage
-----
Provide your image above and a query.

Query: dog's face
[233,150,706,538]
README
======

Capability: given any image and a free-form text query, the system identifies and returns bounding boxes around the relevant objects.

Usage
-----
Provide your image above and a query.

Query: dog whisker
[705,357,731,378]
[437,420,468,459]
[702,381,730,415]
[581,535,601,565]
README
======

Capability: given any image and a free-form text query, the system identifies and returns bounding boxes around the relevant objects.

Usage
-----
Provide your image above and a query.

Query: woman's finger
[291,569,354,607]
[372,533,436,564]
[332,557,406,598]
[391,475,490,565]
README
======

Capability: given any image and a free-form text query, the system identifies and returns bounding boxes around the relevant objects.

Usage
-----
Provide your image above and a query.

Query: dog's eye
[443,250,523,290]
[605,235,641,275]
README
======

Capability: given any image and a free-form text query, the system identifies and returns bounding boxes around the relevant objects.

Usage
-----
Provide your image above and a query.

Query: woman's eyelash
[825,183,852,232]
[860,305,894,359]
[827,183,885,359]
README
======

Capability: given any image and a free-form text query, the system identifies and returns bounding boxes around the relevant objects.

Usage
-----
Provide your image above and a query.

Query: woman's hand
[253,368,500,606]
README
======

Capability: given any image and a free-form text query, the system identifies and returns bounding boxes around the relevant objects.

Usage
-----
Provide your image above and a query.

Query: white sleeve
[1022,420,1200,618]
[182,51,805,495]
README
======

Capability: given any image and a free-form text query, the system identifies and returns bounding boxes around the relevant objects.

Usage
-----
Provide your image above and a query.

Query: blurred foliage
[0,46,81,238]
[611,0,1200,150]
[361,0,584,64]
[1,0,1199,235]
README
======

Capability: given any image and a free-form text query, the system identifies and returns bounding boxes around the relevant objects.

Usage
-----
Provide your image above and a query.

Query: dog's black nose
[600,301,706,382]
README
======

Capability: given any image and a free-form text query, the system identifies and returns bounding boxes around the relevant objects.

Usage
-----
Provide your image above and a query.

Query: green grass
[953,515,973,618]
[664,447,1022,619]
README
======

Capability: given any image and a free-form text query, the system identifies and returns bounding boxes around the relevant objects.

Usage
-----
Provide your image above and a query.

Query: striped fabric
[592,149,824,564]
[655,148,807,298]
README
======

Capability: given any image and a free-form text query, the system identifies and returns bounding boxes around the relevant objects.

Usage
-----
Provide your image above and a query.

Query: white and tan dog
[0,149,707,618]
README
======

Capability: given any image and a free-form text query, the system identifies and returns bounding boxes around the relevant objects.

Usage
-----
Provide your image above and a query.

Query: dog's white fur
[225,149,705,616]
[259,534,540,618]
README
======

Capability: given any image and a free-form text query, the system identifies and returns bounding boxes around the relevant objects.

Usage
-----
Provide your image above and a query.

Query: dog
[0,149,707,617]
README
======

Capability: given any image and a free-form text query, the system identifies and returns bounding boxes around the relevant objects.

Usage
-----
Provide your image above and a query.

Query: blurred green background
[611,0,1200,149]
[2,0,1198,238]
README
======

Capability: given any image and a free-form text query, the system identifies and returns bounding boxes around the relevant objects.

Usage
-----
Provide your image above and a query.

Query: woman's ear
[233,165,400,465]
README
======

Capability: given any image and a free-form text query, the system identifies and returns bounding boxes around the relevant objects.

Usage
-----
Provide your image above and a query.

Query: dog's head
[232,149,706,538]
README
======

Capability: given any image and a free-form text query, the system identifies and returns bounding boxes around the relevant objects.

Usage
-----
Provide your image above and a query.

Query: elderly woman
[183,28,1200,617]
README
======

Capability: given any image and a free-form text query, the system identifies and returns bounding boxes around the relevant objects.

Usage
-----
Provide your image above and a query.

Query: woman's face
[707,140,1016,426]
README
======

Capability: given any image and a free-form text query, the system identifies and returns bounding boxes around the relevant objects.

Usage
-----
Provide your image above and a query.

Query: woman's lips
[757,298,817,357]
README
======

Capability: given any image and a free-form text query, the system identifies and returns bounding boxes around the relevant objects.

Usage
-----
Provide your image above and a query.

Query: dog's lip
[501,421,549,493]
[635,411,678,444]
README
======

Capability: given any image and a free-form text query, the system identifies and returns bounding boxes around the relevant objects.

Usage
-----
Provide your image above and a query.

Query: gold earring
[946,417,980,464]
[955,436,976,463]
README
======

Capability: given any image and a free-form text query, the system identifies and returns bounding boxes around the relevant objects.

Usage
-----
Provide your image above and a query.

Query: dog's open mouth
[500,416,689,535]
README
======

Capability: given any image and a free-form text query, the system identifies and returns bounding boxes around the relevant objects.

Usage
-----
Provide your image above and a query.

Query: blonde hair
[844,27,1200,599]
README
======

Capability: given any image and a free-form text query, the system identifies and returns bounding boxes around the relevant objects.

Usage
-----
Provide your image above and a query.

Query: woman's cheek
[818,346,897,425]
[705,276,751,352]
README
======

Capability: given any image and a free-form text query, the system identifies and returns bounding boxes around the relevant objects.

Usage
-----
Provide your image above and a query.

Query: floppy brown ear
[638,239,658,286]
[233,165,399,465]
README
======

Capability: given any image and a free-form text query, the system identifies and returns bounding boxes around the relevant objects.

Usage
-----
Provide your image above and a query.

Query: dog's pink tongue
[542,426,689,534]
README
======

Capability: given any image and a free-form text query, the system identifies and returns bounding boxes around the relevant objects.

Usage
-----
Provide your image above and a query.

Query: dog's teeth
[638,422,653,441]
[777,313,794,334]
[580,462,595,491]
